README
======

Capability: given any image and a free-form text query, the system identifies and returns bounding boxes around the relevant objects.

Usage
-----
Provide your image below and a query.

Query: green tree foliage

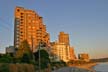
[22,40,32,54]
[34,49,50,69]
[15,40,32,58]
[0,54,13,63]
[21,53,31,63]
[15,40,33,63]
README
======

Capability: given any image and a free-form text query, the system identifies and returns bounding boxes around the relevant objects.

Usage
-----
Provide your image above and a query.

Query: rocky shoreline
[75,63,97,72]
[52,63,97,72]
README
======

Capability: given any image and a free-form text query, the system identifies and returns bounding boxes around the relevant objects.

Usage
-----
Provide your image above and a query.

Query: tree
[21,53,31,63]
[34,49,50,69]
[15,40,32,63]
[0,54,13,63]
[15,40,32,58]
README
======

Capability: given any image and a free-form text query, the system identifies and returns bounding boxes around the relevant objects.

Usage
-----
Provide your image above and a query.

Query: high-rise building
[14,7,50,52]
[59,32,69,45]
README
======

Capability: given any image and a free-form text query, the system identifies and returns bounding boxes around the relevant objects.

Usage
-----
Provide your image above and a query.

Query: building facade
[51,32,76,62]
[51,42,70,62]
[6,46,15,54]
[78,53,90,62]
[14,7,50,52]
[69,47,76,60]
[59,32,70,45]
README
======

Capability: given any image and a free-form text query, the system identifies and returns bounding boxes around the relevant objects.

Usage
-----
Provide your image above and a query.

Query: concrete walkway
[52,67,94,72]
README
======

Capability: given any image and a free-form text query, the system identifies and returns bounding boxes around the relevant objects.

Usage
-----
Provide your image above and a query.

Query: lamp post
[39,42,41,72]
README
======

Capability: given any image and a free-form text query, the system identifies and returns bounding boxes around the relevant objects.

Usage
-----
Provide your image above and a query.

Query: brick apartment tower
[14,7,50,52]
[59,32,70,45]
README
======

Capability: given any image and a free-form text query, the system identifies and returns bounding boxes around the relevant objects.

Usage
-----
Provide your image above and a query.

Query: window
[33,36,36,38]
[20,25,23,26]
[16,31,19,34]
[21,22,23,24]
[17,28,19,31]
[36,21,39,23]
[32,20,35,23]
[28,20,31,23]
[16,18,20,25]
[28,36,31,38]
[27,14,31,17]
[40,27,42,29]
[20,38,23,40]
[20,28,23,30]
[32,27,35,29]
[21,35,23,37]
[16,38,19,41]
[21,13,23,15]
[17,9,20,12]
[21,19,23,21]
[16,24,19,27]
[28,26,31,28]
[37,30,42,32]
[37,39,41,42]
[21,16,23,18]
[21,32,23,33]
[16,34,19,37]
[16,21,20,25]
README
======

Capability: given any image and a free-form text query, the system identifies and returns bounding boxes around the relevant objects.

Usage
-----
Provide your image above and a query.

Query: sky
[0,0,108,59]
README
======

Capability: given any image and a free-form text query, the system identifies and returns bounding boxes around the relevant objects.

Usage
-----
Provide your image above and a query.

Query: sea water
[94,62,108,72]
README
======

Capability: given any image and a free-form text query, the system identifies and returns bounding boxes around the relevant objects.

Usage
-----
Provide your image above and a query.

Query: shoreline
[69,63,97,72]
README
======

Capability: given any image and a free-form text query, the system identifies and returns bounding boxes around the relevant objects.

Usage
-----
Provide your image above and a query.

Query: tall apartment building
[14,7,50,52]
[59,32,69,45]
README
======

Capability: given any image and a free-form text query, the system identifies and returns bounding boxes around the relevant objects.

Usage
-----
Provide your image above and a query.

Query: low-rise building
[6,46,15,55]
[69,47,76,60]
[51,42,70,62]
[78,53,90,62]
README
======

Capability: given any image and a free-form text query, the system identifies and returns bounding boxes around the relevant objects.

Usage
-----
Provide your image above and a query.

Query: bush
[0,54,13,63]
[0,64,9,72]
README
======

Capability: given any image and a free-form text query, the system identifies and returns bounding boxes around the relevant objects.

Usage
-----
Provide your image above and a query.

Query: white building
[51,42,71,62]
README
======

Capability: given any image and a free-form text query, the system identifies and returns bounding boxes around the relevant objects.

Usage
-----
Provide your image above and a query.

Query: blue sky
[0,0,108,59]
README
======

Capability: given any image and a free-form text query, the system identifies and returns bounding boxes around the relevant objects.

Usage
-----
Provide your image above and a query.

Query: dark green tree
[0,54,13,63]
[34,49,50,69]
[21,53,31,63]
[15,40,33,63]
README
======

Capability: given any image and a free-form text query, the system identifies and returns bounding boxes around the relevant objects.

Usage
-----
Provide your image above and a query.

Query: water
[94,62,108,72]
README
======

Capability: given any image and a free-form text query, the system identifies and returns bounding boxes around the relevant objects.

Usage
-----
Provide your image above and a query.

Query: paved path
[52,67,94,72]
